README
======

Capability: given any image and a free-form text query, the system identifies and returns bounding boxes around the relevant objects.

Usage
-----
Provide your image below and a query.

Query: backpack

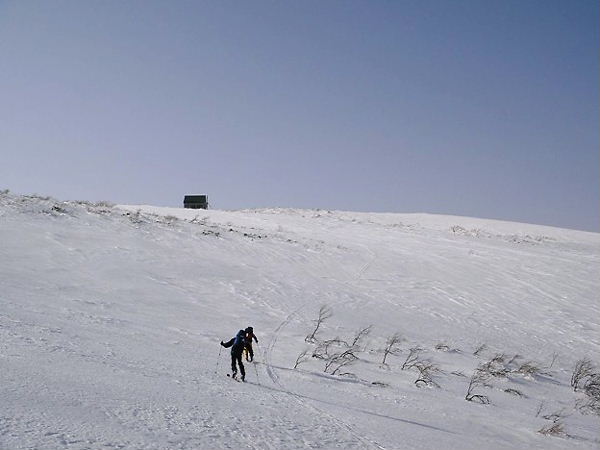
[233,332,246,349]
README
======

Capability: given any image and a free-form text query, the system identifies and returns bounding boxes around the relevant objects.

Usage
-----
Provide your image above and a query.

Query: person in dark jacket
[221,330,246,381]
[243,326,259,362]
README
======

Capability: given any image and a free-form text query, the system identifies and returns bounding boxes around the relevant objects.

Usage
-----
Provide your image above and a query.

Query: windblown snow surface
[1,192,599,450]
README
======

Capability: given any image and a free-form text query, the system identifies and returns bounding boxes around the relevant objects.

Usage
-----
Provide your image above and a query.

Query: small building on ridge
[183,195,208,209]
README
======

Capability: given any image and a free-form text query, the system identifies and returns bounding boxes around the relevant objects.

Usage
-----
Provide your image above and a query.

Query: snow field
[1,192,599,449]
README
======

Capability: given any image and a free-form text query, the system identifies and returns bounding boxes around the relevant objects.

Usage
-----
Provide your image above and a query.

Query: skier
[243,326,259,362]
[221,330,246,381]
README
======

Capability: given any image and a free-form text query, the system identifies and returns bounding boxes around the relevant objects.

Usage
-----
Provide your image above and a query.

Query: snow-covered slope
[1,192,599,450]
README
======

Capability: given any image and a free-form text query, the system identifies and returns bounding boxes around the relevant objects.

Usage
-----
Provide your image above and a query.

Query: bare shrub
[312,337,347,359]
[293,348,310,369]
[514,361,544,378]
[538,408,567,437]
[350,325,372,349]
[311,341,329,359]
[401,346,423,370]
[542,408,566,423]
[50,204,68,215]
[578,372,600,416]
[124,209,144,224]
[305,305,333,343]
[450,225,466,234]
[578,397,600,416]
[504,388,525,397]
[491,353,506,364]
[27,193,51,201]
[584,373,600,399]
[571,358,594,391]
[324,348,359,375]
[538,422,565,437]
[465,366,491,404]
[473,343,487,357]
[94,200,114,208]
[507,354,523,366]
[479,356,510,378]
[381,332,403,366]
[414,361,441,388]
[535,400,545,417]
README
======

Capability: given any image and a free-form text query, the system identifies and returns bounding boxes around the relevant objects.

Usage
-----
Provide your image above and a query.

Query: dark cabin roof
[184,195,208,203]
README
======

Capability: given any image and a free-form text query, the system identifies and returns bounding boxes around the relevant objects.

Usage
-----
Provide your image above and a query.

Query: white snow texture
[1,192,599,450]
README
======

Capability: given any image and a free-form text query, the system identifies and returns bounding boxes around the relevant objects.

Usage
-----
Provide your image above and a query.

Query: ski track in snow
[1,194,600,450]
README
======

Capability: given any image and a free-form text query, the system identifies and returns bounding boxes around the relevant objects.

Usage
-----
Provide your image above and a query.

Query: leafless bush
[491,353,507,364]
[324,348,359,375]
[578,397,600,416]
[535,400,545,417]
[505,354,548,378]
[465,366,491,404]
[539,408,568,437]
[504,388,524,397]
[76,199,114,215]
[26,193,51,201]
[381,332,403,366]
[49,204,68,215]
[124,210,144,224]
[538,422,565,437]
[401,346,423,370]
[473,343,487,357]
[414,361,441,388]
[350,325,372,349]
[305,305,333,343]
[95,200,114,208]
[507,354,523,366]
[514,361,545,378]
[578,372,600,416]
[479,356,510,378]
[571,358,595,391]
[542,408,566,423]
[293,348,310,369]
[312,337,347,359]
[584,373,600,399]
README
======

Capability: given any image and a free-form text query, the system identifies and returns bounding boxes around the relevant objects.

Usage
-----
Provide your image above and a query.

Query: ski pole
[254,342,261,384]
[253,359,260,384]
[215,343,222,376]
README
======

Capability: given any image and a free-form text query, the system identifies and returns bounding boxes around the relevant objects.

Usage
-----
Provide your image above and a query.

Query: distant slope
[1,192,599,450]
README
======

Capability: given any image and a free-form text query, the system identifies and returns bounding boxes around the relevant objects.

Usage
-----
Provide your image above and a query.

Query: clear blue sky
[1,1,598,231]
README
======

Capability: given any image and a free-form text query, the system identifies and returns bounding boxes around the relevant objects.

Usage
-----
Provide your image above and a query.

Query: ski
[226,373,245,382]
